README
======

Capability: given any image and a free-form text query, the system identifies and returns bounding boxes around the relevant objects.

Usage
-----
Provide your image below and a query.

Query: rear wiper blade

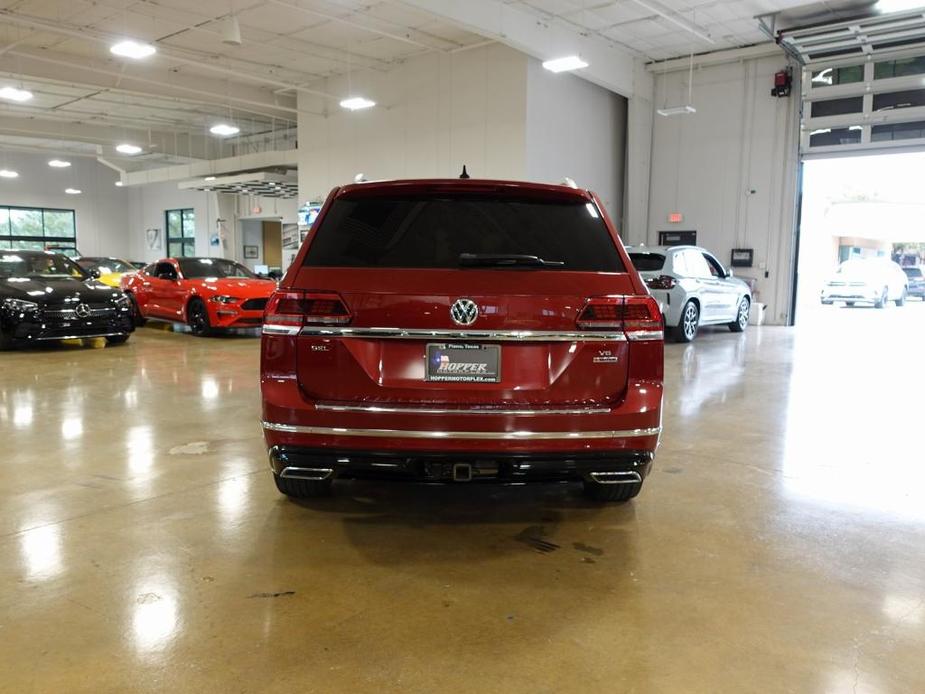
[458,253,565,268]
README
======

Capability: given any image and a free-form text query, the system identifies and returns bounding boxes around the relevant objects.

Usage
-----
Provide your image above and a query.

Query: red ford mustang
[121,257,276,336]
[261,178,664,502]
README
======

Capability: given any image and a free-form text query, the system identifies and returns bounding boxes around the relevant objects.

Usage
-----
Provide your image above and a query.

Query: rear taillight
[645,275,676,290]
[264,290,351,328]
[577,296,662,339]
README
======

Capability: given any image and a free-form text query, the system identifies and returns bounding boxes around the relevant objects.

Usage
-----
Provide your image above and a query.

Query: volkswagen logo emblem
[74,303,91,319]
[450,298,478,326]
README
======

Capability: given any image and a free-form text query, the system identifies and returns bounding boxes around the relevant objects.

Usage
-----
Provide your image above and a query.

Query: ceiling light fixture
[115,181,124,187]
[65,188,82,195]
[116,143,143,155]
[0,169,19,179]
[0,86,33,102]
[542,56,589,73]
[339,96,376,111]
[222,15,242,46]
[204,176,216,181]
[110,40,157,60]
[657,105,697,116]
[48,159,71,168]
[876,0,924,12]
[209,123,240,136]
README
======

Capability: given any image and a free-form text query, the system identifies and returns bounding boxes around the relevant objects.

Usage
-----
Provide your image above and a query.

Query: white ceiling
[505,0,838,61]
[0,0,878,164]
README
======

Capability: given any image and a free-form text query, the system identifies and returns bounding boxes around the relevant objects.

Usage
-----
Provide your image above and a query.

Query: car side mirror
[726,268,735,278]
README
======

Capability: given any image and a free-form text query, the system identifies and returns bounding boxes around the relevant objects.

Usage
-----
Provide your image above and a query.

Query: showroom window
[810,65,863,87]
[874,56,925,79]
[0,205,77,251]
[871,120,925,142]
[872,89,925,112]
[809,126,863,147]
[166,208,196,257]
[810,96,864,118]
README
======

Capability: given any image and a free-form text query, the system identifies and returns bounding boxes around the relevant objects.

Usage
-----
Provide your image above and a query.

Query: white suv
[627,245,752,342]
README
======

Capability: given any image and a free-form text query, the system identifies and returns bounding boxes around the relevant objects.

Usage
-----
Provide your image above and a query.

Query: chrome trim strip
[262,324,299,335]
[589,471,642,485]
[626,330,664,341]
[280,466,333,481]
[33,332,127,341]
[298,327,627,342]
[262,421,661,440]
[314,402,612,416]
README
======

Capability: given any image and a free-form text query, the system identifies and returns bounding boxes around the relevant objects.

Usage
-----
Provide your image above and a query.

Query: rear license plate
[426,343,500,383]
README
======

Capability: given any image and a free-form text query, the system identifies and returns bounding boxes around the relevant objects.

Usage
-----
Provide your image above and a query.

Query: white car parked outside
[820,257,908,308]
[626,245,752,342]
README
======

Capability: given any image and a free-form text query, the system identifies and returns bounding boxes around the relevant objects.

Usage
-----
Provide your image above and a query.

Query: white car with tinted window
[821,258,908,308]
[626,245,752,342]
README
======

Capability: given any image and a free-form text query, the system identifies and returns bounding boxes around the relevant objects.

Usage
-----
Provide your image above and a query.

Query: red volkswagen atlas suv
[261,178,664,502]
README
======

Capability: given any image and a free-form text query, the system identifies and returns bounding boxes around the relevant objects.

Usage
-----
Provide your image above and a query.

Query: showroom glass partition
[166,208,196,257]
[0,205,77,251]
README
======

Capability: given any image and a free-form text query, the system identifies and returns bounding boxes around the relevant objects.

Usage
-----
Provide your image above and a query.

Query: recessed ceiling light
[116,143,143,155]
[114,181,124,187]
[204,176,216,181]
[65,188,82,195]
[0,86,33,102]
[48,159,71,168]
[876,0,923,11]
[110,40,157,60]
[209,123,240,136]
[542,56,589,73]
[0,169,19,179]
[339,96,376,111]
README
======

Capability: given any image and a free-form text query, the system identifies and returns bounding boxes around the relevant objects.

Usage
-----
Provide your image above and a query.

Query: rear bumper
[268,445,654,484]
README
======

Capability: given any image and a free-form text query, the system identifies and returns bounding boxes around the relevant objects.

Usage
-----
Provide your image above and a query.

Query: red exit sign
[668,212,683,223]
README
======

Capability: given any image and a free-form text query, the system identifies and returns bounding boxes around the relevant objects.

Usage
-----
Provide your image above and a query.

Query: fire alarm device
[771,68,792,97]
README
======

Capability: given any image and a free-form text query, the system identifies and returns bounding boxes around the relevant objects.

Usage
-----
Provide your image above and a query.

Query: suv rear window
[628,253,665,272]
[902,267,922,278]
[303,194,624,272]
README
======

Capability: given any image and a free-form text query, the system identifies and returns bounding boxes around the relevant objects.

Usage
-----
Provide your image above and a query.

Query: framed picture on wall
[243,245,259,259]
[145,228,162,251]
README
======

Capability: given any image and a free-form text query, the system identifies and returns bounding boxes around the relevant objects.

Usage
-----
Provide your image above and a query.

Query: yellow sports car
[75,257,140,288]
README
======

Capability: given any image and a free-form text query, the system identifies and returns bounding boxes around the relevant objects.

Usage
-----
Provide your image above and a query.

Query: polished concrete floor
[2,304,925,693]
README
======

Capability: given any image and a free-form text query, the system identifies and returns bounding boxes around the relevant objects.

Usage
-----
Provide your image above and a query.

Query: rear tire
[106,334,130,346]
[673,301,699,343]
[187,298,214,336]
[728,297,749,332]
[0,328,14,351]
[875,288,887,309]
[126,293,146,327]
[582,480,642,503]
[273,474,333,499]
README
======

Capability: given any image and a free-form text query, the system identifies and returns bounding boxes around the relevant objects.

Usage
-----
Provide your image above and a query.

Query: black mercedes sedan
[0,250,134,349]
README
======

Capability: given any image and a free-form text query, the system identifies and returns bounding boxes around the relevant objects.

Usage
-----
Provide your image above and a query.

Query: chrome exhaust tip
[589,471,642,485]
[280,466,333,481]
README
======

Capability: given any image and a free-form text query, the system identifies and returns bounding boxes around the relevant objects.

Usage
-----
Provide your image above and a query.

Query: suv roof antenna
[459,165,470,179]
[353,173,368,183]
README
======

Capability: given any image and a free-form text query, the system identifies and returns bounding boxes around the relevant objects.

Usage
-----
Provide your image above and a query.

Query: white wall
[127,182,212,263]
[126,183,298,264]
[297,43,529,200]
[525,58,627,221]
[239,220,264,270]
[0,151,128,257]
[646,54,801,324]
